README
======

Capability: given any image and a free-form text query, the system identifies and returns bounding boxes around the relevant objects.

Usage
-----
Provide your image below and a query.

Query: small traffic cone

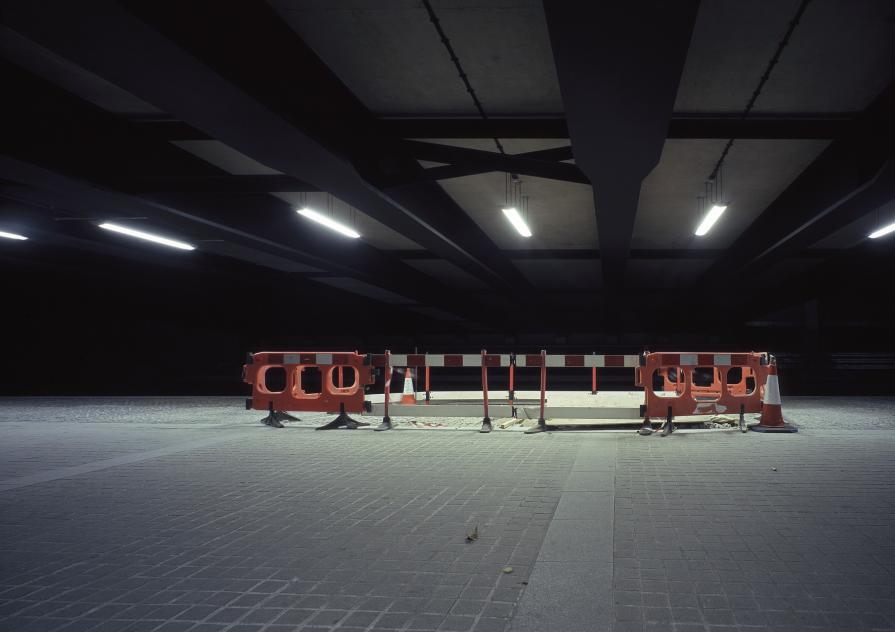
[749,359,797,433]
[400,367,417,405]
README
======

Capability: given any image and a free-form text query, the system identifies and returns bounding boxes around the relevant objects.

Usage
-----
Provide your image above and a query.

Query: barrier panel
[243,351,375,428]
[636,352,769,435]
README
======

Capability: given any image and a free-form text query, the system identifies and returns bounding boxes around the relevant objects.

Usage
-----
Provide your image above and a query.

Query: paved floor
[1,396,894,632]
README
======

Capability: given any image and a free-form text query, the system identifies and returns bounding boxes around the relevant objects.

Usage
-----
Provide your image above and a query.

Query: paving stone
[2,398,895,632]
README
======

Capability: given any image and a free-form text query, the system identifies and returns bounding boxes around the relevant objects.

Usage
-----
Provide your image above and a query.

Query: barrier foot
[316,403,370,430]
[660,408,675,437]
[480,417,492,434]
[260,404,298,428]
[748,421,798,433]
[524,418,547,435]
[638,417,653,436]
[374,416,393,432]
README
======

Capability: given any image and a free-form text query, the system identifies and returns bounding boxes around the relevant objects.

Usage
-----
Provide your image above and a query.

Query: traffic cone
[400,367,416,405]
[749,359,797,433]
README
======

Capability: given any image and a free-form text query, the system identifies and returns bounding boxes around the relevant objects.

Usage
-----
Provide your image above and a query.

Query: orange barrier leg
[525,349,548,434]
[480,349,492,433]
[375,350,394,431]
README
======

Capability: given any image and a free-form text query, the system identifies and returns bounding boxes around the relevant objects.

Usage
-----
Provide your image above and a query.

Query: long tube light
[98,222,195,250]
[502,207,532,237]
[869,221,895,239]
[297,208,360,239]
[694,204,728,236]
[0,230,28,240]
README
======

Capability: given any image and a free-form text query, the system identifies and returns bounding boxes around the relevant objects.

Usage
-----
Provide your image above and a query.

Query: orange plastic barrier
[636,352,770,434]
[243,351,375,418]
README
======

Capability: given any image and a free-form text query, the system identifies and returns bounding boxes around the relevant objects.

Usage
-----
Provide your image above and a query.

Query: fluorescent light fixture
[98,222,195,250]
[694,204,728,236]
[0,230,28,241]
[869,221,895,239]
[297,208,360,239]
[502,207,532,237]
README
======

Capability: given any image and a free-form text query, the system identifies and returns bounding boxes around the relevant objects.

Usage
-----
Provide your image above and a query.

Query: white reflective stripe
[426,354,444,367]
[545,355,565,367]
[714,353,731,366]
[283,353,301,364]
[499,354,512,367]
[462,354,482,366]
[390,354,407,367]
[317,352,332,365]
[515,356,527,367]
[764,375,782,405]
[583,355,600,367]
[680,354,698,366]
[402,370,415,394]
[623,355,638,367]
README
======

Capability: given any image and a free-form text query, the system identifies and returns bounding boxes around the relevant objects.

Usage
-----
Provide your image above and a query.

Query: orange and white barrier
[243,348,794,435]
[243,351,375,429]
[636,351,773,435]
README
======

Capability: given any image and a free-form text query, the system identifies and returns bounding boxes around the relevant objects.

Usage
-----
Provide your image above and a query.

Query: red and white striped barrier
[367,353,637,368]
[368,353,511,367]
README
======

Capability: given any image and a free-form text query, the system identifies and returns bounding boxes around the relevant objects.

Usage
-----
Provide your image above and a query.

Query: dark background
[4,242,893,396]
[2,1,894,398]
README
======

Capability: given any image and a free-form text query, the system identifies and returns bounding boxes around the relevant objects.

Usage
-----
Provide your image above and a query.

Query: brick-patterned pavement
[1,396,894,631]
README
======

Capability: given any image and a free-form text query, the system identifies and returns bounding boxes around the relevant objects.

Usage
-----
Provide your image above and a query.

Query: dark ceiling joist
[1,0,527,292]
[0,66,492,324]
[696,81,895,286]
[378,114,852,140]
[400,140,586,184]
[144,115,854,142]
[543,0,700,292]
[125,174,318,194]
[395,249,840,261]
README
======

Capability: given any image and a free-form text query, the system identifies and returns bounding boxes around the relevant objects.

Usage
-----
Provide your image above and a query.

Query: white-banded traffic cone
[400,367,416,405]
[750,359,797,433]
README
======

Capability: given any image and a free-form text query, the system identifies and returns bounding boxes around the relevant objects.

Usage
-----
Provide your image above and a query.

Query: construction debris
[466,525,479,542]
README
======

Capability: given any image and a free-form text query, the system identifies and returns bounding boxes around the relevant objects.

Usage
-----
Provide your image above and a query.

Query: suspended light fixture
[694,165,728,237]
[297,193,360,239]
[98,222,195,250]
[503,174,532,237]
[297,208,360,239]
[502,206,532,237]
[0,230,28,241]
[694,204,728,237]
[869,222,895,239]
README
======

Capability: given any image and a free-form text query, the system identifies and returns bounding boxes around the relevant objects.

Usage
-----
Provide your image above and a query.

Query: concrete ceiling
[634,139,831,250]
[675,0,895,113]
[1,0,892,328]
[269,0,562,115]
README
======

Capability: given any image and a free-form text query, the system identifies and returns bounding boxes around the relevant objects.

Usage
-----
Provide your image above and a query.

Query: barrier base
[374,416,393,432]
[524,419,547,435]
[316,411,370,430]
[260,410,299,428]
[748,422,798,433]
[480,418,492,434]
[638,419,653,436]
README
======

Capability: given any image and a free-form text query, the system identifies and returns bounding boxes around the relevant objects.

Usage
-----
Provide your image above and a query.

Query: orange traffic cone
[400,367,417,405]
[750,359,797,433]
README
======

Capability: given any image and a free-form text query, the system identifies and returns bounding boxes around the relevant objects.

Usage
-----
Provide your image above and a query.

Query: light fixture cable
[421,0,505,155]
